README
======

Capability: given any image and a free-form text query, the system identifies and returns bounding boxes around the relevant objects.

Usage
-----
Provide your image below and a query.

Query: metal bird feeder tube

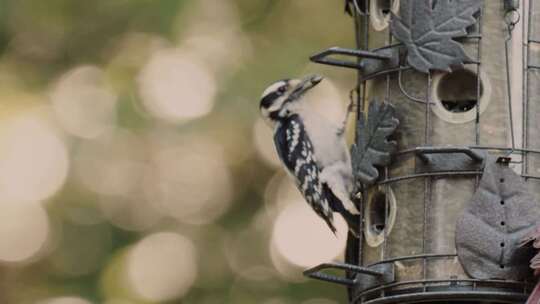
[305,0,540,303]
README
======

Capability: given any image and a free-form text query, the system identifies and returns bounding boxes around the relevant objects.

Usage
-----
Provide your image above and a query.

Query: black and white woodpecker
[259,75,360,237]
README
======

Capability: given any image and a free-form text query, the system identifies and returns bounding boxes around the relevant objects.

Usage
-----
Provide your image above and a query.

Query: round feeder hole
[431,68,491,124]
[370,192,387,233]
[365,186,397,247]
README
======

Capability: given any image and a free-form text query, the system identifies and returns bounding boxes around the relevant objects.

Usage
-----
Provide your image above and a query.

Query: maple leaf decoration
[391,0,483,73]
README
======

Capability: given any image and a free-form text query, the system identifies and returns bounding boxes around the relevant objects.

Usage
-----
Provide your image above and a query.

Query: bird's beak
[298,74,323,93]
[289,75,324,100]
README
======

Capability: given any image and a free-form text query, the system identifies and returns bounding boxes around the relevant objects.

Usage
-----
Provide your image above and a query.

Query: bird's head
[259,75,323,126]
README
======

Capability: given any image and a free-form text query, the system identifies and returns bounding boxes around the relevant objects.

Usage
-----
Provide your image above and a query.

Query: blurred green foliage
[0,1,358,303]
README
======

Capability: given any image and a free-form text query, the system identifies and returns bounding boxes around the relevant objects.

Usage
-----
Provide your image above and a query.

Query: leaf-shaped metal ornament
[351,101,399,186]
[456,156,540,280]
[391,0,483,73]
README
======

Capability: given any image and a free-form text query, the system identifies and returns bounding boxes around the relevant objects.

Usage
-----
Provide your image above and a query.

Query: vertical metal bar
[474,5,484,188]
[350,5,369,302]
[524,0,533,178]
[422,72,433,288]
[381,11,394,298]
[475,5,484,146]
[522,0,528,177]
[382,2,393,263]
[505,20,517,151]
[424,73,432,145]
[354,0,371,278]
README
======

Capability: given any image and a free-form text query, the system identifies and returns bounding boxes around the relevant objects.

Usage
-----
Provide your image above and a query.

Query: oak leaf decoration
[351,101,399,186]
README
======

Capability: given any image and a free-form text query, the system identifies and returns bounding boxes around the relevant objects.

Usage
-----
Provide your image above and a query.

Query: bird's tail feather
[526,281,540,304]
[323,217,337,235]
[323,183,361,238]
[343,213,361,238]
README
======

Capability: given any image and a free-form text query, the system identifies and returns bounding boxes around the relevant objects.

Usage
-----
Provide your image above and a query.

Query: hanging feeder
[304,0,540,303]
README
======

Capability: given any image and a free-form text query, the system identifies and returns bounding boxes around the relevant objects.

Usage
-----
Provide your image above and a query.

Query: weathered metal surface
[504,0,520,11]
[353,263,395,295]
[414,146,486,173]
[351,101,399,186]
[526,2,540,204]
[391,0,483,73]
[456,156,540,280]
[358,47,401,77]
[355,0,522,302]
[307,0,538,303]
[303,262,395,290]
[310,47,394,70]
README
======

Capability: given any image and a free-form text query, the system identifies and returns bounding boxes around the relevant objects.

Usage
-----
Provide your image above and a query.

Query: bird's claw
[347,99,356,113]
[337,99,356,136]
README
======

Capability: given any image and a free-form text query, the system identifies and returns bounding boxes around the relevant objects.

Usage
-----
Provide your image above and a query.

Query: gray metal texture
[361,0,510,273]
[414,146,486,173]
[351,101,399,186]
[309,46,402,81]
[304,0,540,303]
[348,254,531,303]
[310,47,394,70]
[525,0,540,206]
[354,0,533,302]
[504,0,520,11]
[391,0,483,73]
[357,290,527,304]
[304,262,395,292]
[354,263,395,295]
[358,47,402,78]
[456,156,540,280]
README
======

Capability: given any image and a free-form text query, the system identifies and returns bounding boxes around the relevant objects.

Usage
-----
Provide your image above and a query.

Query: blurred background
[0,0,360,303]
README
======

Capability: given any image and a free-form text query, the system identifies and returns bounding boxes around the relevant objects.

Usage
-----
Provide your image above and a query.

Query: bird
[521,225,540,304]
[259,74,360,237]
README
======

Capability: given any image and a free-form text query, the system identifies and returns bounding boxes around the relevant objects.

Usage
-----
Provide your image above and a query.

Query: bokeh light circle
[271,201,347,268]
[0,111,69,203]
[98,190,162,232]
[75,129,145,197]
[0,200,49,262]
[144,136,233,225]
[51,65,117,139]
[127,232,197,302]
[138,48,216,123]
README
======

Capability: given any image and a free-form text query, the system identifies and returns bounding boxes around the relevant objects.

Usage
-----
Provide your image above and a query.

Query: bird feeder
[303,1,540,303]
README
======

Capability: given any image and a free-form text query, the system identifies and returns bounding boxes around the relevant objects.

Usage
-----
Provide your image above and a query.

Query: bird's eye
[278,86,287,94]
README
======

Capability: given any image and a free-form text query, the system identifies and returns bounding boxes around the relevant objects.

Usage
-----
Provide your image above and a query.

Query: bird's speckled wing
[273,114,335,233]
